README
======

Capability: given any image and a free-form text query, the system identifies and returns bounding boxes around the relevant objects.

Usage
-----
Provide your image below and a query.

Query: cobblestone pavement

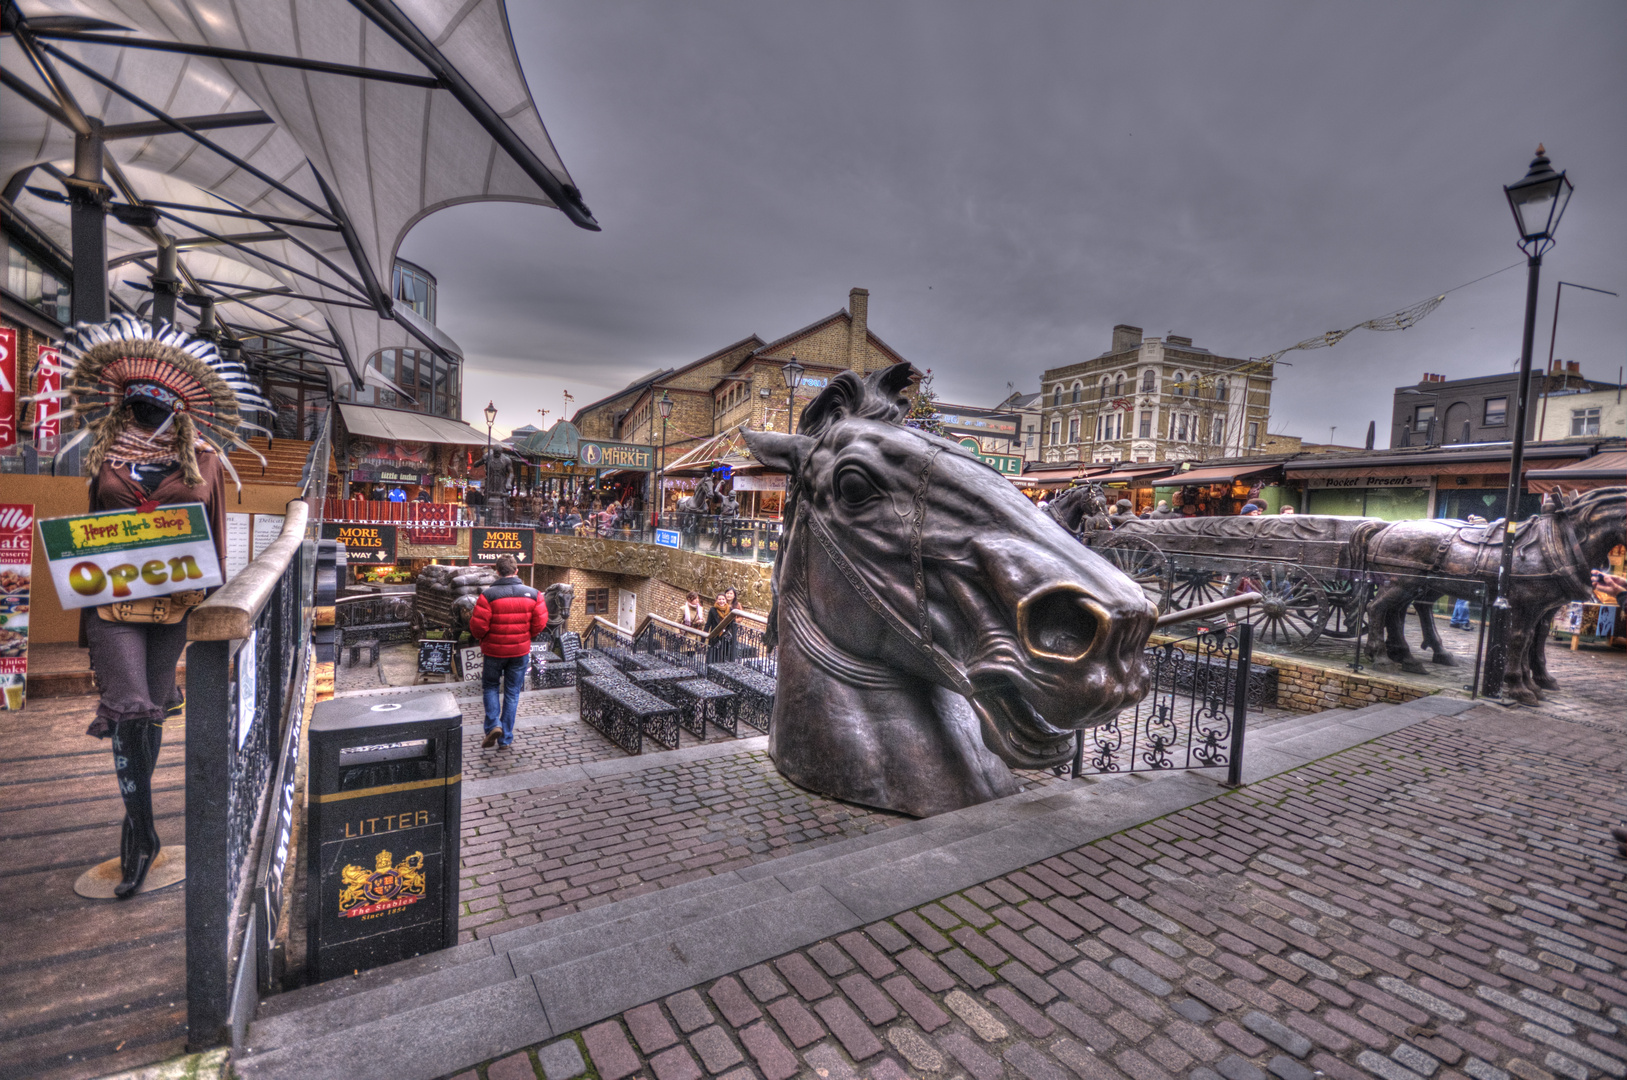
[450,677,1627,1080]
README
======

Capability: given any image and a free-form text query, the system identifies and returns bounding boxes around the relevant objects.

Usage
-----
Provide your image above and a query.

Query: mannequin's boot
[111,719,161,898]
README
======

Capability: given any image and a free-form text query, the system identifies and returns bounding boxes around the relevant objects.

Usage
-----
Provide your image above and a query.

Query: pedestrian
[1239,503,1262,517]
[706,591,737,662]
[679,590,706,629]
[468,553,547,749]
[1151,500,1173,519]
[1279,505,1296,515]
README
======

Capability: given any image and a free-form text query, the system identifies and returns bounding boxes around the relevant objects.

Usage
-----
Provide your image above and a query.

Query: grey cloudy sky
[400,2,1627,444]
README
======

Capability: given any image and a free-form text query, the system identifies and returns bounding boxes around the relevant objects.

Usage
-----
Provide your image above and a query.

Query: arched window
[1214,377,1227,402]
[1052,385,1062,407]
[1172,371,1185,396]
[1071,382,1082,404]
[1140,369,1156,393]
[1099,377,1111,400]
[1113,374,1124,399]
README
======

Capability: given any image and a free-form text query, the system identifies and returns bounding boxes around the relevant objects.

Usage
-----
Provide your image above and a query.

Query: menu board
[225,513,252,580]
[252,514,285,559]
[0,504,32,711]
[461,646,484,681]
[417,639,455,677]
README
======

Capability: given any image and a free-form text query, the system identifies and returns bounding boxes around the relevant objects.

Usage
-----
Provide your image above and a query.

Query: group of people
[679,587,744,661]
[533,499,638,536]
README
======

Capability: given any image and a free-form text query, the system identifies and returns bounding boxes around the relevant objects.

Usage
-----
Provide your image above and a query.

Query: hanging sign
[319,523,398,565]
[37,503,223,610]
[0,327,16,451]
[577,441,653,471]
[469,527,534,565]
[33,346,60,454]
[0,504,33,712]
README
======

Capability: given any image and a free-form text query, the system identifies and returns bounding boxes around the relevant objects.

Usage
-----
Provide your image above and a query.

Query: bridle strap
[801,496,974,697]
[910,446,942,647]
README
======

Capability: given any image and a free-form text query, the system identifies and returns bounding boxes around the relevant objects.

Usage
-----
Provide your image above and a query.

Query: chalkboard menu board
[417,639,456,677]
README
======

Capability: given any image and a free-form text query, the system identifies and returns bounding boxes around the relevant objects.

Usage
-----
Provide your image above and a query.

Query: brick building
[1036,324,1274,465]
[572,288,909,477]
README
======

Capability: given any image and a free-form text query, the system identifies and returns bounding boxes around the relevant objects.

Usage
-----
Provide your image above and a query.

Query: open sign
[38,503,223,611]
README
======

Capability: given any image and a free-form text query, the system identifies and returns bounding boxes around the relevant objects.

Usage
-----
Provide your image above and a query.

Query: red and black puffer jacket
[468,577,547,658]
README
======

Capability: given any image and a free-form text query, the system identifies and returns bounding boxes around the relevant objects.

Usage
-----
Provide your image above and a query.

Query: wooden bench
[670,679,739,738]
[578,675,681,754]
[703,662,776,733]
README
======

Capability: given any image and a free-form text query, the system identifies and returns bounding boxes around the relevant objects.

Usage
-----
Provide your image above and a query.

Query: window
[1213,417,1225,445]
[391,260,437,324]
[1026,426,1036,448]
[1052,386,1062,407]
[1068,416,1080,443]
[1214,377,1227,402]
[1049,419,1061,445]
[583,588,611,615]
[1175,414,1189,441]
[1571,407,1601,436]
[1484,397,1508,425]
[1172,371,1185,397]
[1140,369,1156,393]
[1114,374,1124,399]
[1139,410,1152,438]
[1071,383,1082,404]
[1247,421,1259,448]
[1415,404,1436,425]
[7,239,71,324]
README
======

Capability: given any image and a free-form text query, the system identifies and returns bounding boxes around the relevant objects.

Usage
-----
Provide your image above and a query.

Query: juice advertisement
[0,504,33,711]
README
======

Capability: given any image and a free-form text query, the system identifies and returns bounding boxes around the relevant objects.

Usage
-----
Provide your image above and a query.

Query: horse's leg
[1363,588,1395,662]
[1500,611,1542,706]
[1414,597,1456,666]
[1528,603,1564,692]
[1389,601,1428,674]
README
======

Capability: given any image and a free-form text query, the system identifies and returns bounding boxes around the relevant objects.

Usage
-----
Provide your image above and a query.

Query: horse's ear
[745,430,813,476]
[872,363,919,417]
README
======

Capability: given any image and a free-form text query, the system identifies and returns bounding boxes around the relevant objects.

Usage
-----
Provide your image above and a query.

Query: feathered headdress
[30,314,272,491]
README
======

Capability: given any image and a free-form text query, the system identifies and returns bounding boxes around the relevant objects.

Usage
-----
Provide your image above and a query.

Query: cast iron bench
[669,679,739,738]
[703,662,776,733]
[621,652,671,672]
[575,654,624,682]
[526,649,566,690]
[343,637,380,668]
[579,675,681,754]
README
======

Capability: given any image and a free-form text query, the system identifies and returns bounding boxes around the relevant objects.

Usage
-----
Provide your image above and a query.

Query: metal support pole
[68,122,108,325]
[1225,622,1252,787]
[150,240,180,326]
[185,638,232,1049]
[1482,253,1543,697]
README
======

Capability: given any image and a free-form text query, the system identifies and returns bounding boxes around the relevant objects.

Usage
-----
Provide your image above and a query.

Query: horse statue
[538,582,575,652]
[1045,483,1112,537]
[677,475,715,516]
[744,363,1158,817]
[1359,487,1624,704]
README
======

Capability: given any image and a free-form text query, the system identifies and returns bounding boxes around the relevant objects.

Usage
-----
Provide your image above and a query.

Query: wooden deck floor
[0,692,190,1080]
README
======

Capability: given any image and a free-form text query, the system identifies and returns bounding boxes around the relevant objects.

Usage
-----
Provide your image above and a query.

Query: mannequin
[39,316,264,896]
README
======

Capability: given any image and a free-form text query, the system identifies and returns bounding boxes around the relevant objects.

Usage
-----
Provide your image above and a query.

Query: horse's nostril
[1019,588,1102,661]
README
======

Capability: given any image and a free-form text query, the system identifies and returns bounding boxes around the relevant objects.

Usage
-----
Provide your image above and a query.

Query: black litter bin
[306,691,462,982]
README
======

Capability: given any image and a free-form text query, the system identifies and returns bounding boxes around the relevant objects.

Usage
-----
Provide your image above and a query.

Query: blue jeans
[482,654,528,746]
[1450,599,1471,628]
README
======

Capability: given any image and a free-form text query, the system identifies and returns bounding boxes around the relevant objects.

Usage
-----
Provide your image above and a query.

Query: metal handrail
[1155,590,1261,628]
[189,500,310,641]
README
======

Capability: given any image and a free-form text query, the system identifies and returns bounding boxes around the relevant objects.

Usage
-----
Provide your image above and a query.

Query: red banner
[33,346,60,454]
[0,327,16,451]
[0,503,33,710]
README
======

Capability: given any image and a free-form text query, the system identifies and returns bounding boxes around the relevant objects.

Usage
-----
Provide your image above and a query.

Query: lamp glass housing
[484,401,498,426]
[782,358,805,391]
[1504,148,1573,244]
[658,393,673,420]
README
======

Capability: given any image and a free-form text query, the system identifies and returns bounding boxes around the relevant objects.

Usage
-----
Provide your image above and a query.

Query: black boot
[111,719,161,899]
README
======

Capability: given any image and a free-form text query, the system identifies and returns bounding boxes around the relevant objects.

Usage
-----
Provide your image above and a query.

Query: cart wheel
[1236,563,1329,651]
[1093,535,1168,614]
[410,609,424,636]
[1167,565,1230,611]
[1319,578,1363,638]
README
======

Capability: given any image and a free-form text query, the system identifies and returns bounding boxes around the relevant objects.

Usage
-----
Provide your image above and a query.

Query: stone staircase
[235,694,1478,1080]
[228,437,313,488]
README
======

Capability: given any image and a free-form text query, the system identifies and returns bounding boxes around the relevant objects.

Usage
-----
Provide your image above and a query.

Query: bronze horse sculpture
[1045,483,1113,537]
[745,364,1157,817]
[1360,487,1624,704]
[677,475,740,518]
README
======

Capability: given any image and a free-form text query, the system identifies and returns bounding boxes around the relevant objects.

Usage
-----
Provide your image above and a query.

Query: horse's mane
[797,363,917,437]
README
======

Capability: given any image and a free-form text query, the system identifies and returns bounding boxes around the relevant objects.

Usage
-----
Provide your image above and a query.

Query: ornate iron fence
[1069,622,1253,785]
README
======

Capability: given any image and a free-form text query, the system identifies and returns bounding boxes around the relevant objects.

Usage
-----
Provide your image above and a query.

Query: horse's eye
[836,469,878,506]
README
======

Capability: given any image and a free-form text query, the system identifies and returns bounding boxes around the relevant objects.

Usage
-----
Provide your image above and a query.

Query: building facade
[1037,324,1273,465]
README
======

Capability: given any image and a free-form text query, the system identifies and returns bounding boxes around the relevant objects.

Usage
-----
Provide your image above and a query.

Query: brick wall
[1266,656,1436,713]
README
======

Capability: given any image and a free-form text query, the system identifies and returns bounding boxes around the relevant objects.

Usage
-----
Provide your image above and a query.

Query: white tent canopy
[2,0,595,386]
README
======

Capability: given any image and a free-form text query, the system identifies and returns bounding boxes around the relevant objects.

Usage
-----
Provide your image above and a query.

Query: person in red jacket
[468,554,547,748]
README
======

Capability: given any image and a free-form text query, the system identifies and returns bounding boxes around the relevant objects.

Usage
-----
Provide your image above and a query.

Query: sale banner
[0,326,17,451]
[34,346,59,454]
[0,504,34,711]
[37,503,223,611]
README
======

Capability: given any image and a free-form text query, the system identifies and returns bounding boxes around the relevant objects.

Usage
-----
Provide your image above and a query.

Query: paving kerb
[236,694,1482,1079]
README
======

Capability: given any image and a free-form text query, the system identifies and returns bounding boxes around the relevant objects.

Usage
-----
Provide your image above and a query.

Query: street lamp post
[655,391,673,530]
[1482,145,1573,699]
[782,356,805,433]
[484,400,497,525]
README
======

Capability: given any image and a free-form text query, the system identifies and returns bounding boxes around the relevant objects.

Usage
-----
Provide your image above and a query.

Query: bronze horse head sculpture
[744,364,1157,817]
[1045,483,1113,537]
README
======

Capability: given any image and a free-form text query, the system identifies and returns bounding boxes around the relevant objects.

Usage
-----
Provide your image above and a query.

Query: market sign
[958,438,1023,476]
[34,346,60,454]
[578,440,653,471]
[1307,475,1430,489]
[38,503,223,610]
[470,527,534,565]
[350,466,432,485]
[320,523,398,564]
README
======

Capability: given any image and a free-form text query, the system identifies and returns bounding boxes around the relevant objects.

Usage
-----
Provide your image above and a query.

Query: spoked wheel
[1319,578,1364,638]
[1094,535,1169,614]
[1167,565,1231,612]
[1233,563,1330,651]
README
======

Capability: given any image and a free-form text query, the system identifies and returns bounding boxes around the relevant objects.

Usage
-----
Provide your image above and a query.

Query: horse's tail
[1348,519,1392,575]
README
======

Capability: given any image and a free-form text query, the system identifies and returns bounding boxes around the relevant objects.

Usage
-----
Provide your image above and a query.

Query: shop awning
[1092,467,1176,486]
[1162,463,1282,486]
[664,426,753,477]
[1525,451,1627,493]
[338,404,491,446]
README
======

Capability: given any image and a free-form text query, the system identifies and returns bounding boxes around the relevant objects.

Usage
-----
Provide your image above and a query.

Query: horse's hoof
[1504,686,1540,707]
[1534,676,1561,691]
[1401,661,1429,675]
[1430,653,1459,667]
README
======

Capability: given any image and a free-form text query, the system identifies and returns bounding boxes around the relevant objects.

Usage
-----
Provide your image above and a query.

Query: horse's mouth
[968,679,1076,769]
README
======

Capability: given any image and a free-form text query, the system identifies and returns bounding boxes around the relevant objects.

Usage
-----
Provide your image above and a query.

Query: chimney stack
[848,287,869,369]
[1565,360,1580,375]
[1112,324,1144,354]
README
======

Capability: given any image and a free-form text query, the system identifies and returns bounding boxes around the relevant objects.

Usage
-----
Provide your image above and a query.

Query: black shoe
[111,719,161,899]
